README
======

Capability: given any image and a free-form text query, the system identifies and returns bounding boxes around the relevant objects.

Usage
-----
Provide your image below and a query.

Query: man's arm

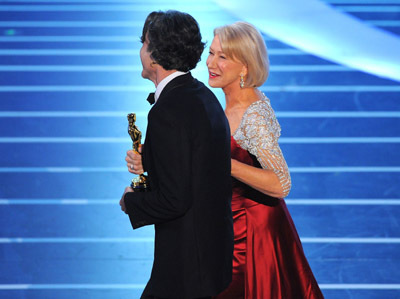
[123,107,193,228]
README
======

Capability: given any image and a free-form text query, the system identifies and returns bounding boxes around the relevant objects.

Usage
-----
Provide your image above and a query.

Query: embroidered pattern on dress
[233,94,291,197]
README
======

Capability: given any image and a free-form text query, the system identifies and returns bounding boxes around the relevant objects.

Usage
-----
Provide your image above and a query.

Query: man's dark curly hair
[140,10,205,72]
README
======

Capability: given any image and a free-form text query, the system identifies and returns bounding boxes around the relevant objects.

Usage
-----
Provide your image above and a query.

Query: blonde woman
[207,22,324,299]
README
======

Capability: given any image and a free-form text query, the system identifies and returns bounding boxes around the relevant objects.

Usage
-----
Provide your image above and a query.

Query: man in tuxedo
[119,10,233,299]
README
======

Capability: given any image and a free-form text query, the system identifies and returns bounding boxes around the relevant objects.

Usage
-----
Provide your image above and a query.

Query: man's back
[121,10,233,299]
[138,73,233,298]
[125,74,233,298]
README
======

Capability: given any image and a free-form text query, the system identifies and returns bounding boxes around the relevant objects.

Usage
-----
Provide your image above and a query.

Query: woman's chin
[208,80,221,88]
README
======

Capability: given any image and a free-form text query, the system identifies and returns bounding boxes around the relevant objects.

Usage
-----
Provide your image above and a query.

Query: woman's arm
[233,98,291,198]
[231,158,286,198]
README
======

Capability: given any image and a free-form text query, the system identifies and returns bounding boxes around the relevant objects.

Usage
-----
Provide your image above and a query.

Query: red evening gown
[214,95,324,298]
[214,136,324,299]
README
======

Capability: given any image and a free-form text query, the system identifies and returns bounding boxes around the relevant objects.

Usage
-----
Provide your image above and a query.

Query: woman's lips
[209,72,219,79]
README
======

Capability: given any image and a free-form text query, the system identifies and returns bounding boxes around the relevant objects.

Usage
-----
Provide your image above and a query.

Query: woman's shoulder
[241,94,279,130]
[233,93,281,150]
[245,93,274,119]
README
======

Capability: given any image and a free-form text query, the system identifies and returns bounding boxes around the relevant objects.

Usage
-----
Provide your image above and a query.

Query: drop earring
[240,74,244,88]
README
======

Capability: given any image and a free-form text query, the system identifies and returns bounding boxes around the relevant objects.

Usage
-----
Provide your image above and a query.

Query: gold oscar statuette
[127,113,149,191]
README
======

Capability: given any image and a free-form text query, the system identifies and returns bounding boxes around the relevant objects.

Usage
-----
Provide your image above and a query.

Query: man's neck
[154,69,188,102]
[155,68,178,86]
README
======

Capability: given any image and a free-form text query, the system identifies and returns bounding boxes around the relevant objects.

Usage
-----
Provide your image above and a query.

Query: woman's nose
[206,55,215,67]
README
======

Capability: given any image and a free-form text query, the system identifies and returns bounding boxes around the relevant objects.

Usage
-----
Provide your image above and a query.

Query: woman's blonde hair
[214,21,269,87]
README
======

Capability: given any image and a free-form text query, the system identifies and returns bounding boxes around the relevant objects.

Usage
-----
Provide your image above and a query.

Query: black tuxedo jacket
[124,73,233,298]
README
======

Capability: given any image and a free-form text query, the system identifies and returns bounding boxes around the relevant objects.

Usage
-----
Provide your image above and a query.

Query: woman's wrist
[231,158,238,177]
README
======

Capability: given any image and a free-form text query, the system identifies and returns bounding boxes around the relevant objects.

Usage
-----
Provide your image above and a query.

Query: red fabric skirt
[214,137,324,298]
[215,196,324,299]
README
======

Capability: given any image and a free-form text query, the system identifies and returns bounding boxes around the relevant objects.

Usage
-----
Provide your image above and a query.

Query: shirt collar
[154,71,187,102]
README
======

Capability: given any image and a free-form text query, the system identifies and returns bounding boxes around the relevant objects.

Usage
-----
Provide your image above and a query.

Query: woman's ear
[241,65,248,77]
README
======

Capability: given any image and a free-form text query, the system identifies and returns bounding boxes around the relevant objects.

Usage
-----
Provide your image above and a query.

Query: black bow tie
[146,92,155,105]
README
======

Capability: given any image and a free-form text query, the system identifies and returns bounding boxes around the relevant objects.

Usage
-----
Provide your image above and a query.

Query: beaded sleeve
[233,96,291,197]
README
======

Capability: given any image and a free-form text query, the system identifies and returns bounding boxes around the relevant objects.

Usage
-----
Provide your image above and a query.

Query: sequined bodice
[232,94,291,197]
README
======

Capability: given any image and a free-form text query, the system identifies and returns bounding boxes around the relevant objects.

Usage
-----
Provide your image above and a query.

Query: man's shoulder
[162,76,216,105]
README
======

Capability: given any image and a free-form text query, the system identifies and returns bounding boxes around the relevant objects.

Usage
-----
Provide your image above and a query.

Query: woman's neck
[224,85,260,111]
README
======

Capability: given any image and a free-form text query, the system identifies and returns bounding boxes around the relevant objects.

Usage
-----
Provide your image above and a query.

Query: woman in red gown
[206,22,324,299]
